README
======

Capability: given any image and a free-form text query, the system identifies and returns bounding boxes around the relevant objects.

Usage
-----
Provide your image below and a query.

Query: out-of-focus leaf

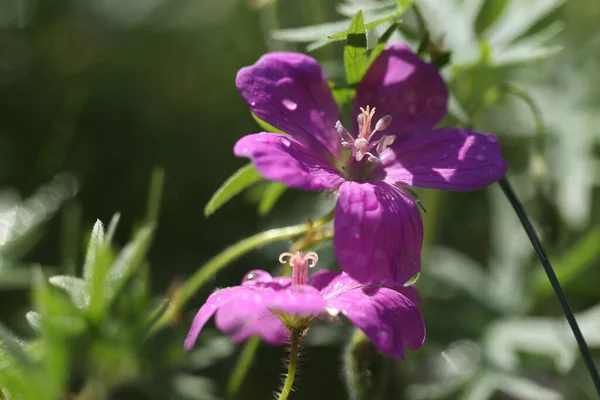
[485,317,575,373]
[105,224,155,304]
[188,330,235,369]
[344,11,368,85]
[174,374,218,400]
[336,0,397,17]
[25,311,41,331]
[533,227,600,297]
[0,174,78,260]
[416,0,564,67]
[0,322,31,367]
[425,246,489,305]
[82,220,105,282]
[494,373,562,400]
[251,113,284,134]
[48,275,88,308]
[104,213,121,245]
[146,166,165,223]
[368,22,400,64]
[204,163,262,217]
[257,182,287,216]
[484,0,565,46]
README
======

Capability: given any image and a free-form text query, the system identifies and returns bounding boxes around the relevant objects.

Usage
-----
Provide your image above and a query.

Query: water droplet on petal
[282,99,297,111]
[279,137,291,147]
[486,135,497,143]
[242,270,271,284]
[476,154,486,161]
[250,101,256,107]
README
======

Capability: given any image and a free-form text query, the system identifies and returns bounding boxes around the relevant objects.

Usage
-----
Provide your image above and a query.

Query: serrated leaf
[251,113,284,134]
[368,22,400,65]
[344,11,368,85]
[48,275,88,308]
[257,183,287,216]
[204,164,262,216]
[82,220,105,282]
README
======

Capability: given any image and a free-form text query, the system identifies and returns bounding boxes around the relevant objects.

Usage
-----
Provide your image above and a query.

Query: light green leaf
[105,224,155,304]
[146,166,165,223]
[82,220,105,282]
[204,163,262,216]
[258,183,287,216]
[368,22,400,65]
[25,311,42,331]
[344,11,368,85]
[104,212,121,245]
[48,275,88,308]
[251,113,284,134]
[0,322,31,367]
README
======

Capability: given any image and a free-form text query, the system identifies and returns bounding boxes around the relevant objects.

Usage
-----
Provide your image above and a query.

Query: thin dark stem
[498,177,600,396]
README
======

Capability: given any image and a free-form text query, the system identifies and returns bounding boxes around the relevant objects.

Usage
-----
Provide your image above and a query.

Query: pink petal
[323,274,425,359]
[184,287,237,351]
[380,128,507,190]
[334,181,423,286]
[234,133,344,191]
[236,52,342,159]
[354,44,447,140]
[214,285,326,345]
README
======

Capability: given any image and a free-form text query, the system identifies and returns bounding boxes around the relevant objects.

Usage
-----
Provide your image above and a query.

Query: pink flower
[234,44,507,286]
[185,252,424,359]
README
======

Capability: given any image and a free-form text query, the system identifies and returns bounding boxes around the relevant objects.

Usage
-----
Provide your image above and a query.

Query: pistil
[279,251,319,286]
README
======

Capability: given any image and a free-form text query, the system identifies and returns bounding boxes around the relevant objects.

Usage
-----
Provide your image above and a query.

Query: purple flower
[185,251,424,359]
[234,44,507,286]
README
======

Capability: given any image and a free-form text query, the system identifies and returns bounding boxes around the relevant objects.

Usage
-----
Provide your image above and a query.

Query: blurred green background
[1,0,599,399]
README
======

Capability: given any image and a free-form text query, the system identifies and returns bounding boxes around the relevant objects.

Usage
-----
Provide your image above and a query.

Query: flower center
[335,105,396,163]
[279,251,319,286]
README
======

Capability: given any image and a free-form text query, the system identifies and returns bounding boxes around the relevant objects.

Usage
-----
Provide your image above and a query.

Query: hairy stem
[278,329,301,400]
[498,177,600,395]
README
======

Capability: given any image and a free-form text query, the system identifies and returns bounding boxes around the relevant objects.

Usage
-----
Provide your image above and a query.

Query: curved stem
[226,336,261,399]
[278,329,301,400]
[498,177,600,395]
[147,212,334,336]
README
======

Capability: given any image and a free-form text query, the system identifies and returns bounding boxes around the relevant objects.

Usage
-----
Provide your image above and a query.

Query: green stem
[226,336,261,400]
[278,329,301,400]
[148,212,334,335]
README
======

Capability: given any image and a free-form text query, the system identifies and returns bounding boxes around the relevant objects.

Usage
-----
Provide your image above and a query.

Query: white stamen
[336,106,394,163]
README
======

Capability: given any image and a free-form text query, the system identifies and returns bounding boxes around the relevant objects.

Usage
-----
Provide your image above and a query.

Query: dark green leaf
[204,164,262,217]
[344,11,368,85]
[146,166,165,223]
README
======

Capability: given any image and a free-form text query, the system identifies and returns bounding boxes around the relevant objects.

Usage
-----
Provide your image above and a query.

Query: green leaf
[0,322,32,367]
[258,183,287,216]
[48,275,88,308]
[82,220,105,282]
[330,10,402,42]
[105,224,155,304]
[533,227,600,297]
[104,212,121,245]
[368,22,400,65]
[344,11,368,85]
[204,163,262,217]
[146,166,165,223]
[251,113,284,134]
